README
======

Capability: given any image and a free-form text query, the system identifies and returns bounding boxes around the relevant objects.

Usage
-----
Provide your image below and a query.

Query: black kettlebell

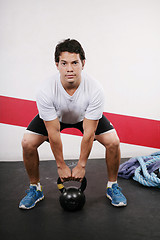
[57,177,87,211]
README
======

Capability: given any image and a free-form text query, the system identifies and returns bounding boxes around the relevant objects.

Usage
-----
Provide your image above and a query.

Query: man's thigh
[27,114,48,136]
[95,130,119,147]
[95,115,120,146]
[95,115,114,135]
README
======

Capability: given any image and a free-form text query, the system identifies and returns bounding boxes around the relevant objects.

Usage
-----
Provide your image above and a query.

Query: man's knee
[101,131,120,151]
[110,134,120,146]
[107,135,120,153]
[21,134,37,153]
[21,133,46,152]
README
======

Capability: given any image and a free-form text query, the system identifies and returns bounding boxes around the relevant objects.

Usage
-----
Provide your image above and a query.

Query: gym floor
[0,159,159,240]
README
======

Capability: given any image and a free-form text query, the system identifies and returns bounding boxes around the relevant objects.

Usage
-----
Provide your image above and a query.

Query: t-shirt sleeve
[36,89,57,121]
[85,87,105,120]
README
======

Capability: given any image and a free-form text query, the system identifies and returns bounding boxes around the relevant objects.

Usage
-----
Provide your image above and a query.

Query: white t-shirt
[36,72,105,124]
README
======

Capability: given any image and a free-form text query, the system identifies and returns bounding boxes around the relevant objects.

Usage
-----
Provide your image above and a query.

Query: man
[19,39,127,209]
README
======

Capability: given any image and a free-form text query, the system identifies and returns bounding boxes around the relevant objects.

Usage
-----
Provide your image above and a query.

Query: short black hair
[54,39,86,63]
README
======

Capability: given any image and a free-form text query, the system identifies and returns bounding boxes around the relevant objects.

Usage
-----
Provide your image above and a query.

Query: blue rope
[133,155,160,188]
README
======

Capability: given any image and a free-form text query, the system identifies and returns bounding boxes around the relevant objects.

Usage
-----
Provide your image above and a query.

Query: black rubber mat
[0,159,159,240]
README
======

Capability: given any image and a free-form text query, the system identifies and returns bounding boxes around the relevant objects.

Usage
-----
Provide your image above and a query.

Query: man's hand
[72,163,86,181]
[58,164,72,182]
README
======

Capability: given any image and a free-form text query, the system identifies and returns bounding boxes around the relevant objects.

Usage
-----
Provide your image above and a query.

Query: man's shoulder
[36,73,60,98]
[38,73,59,89]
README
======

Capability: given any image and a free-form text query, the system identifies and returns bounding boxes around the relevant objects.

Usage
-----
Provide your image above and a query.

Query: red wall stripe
[0,95,160,149]
[103,112,160,149]
[0,96,38,128]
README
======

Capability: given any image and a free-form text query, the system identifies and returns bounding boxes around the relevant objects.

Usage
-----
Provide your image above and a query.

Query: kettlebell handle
[57,177,87,193]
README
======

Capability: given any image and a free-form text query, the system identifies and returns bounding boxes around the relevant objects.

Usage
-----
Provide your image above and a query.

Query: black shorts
[27,114,114,140]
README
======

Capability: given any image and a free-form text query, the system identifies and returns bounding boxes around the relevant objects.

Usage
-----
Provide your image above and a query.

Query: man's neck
[60,77,81,96]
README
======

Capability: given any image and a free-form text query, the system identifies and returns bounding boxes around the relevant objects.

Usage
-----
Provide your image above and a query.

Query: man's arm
[44,118,71,181]
[72,118,99,180]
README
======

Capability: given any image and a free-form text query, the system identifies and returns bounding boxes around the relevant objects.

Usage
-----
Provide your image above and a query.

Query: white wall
[1,0,160,161]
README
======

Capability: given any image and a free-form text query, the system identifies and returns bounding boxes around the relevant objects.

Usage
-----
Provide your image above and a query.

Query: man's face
[56,52,85,86]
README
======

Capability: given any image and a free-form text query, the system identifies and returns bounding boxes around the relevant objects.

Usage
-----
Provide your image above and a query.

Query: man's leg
[95,130,120,181]
[95,130,127,207]
[21,132,48,184]
[19,132,48,209]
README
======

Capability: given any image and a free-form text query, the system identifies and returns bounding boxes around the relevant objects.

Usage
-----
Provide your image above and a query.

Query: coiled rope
[133,154,160,188]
